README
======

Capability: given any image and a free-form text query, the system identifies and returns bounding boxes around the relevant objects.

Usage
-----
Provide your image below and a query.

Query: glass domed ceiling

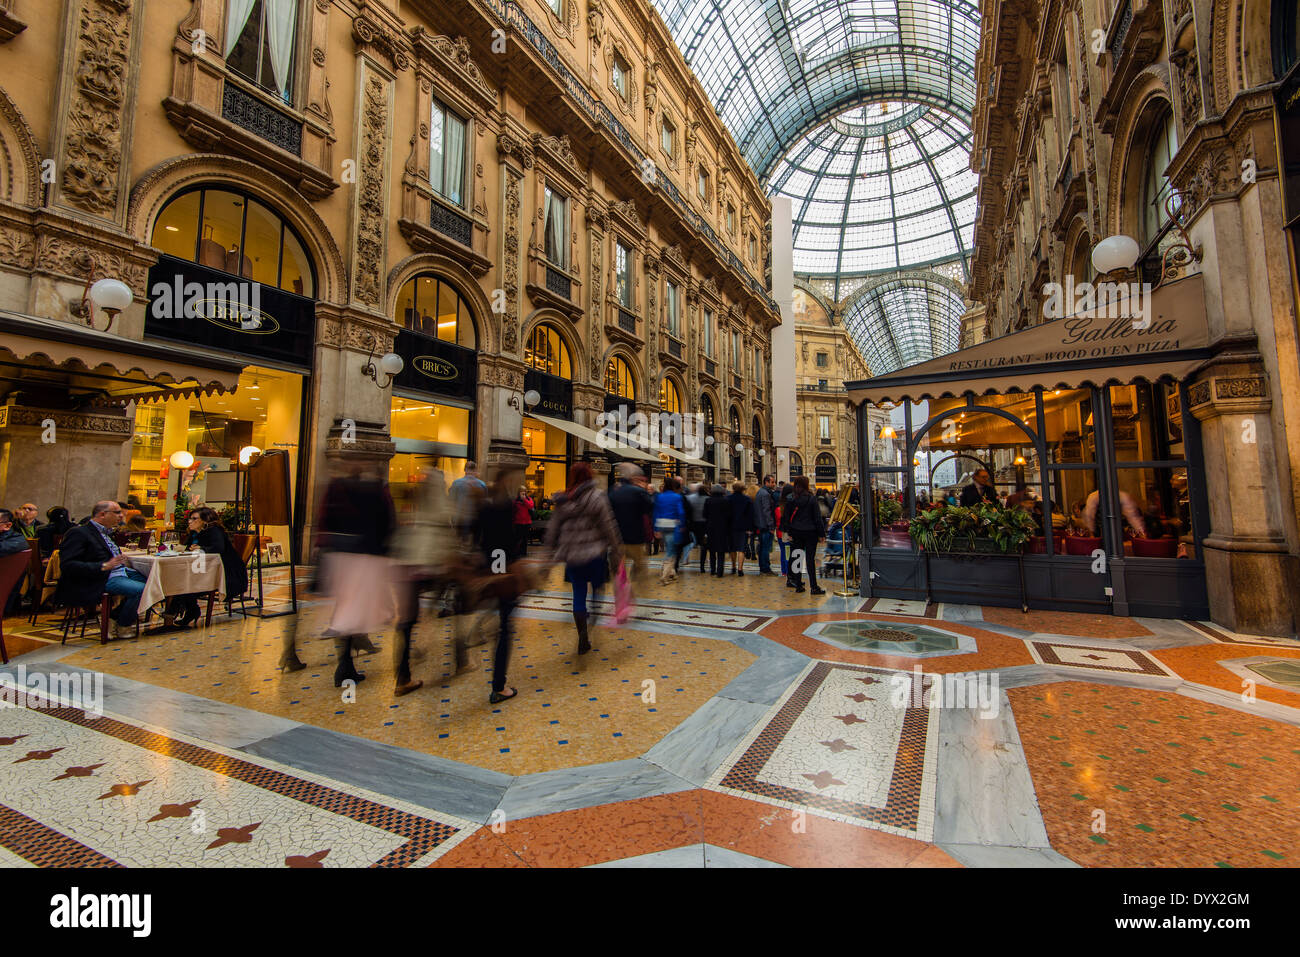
[770,101,976,275]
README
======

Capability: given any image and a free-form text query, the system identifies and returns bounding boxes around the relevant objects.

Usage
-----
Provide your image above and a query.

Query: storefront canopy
[0,309,245,402]
[847,274,1212,405]
[527,412,662,465]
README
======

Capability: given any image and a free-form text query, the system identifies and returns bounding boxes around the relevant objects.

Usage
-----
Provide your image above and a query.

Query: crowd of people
[298,459,833,708]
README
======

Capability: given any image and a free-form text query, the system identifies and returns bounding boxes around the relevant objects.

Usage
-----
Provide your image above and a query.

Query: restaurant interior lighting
[169,450,195,469]
[1013,454,1027,466]
[239,446,261,465]
[879,426,896,440]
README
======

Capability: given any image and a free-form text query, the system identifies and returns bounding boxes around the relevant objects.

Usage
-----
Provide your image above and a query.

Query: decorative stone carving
[0,406,131,435]
[1215,376,1267,400]
[589,225,604,382]
[1187,380,1211,406]
[1172,47,1202,132]
[533,133,581,182]
[0,0,27,42]
[588,0,605,46]
[413,31,496,109]
[351,73,390,308]
[643,56,659,119]
[502,169,522,353]
[0,228,34,270]
[317,315,396,353]
[353,3,410,72]
[497,131,534,170]
[662,243,686,271]
[61,0,132,216]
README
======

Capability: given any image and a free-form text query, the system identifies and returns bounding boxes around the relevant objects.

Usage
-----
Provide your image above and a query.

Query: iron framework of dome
[651,0,979,371]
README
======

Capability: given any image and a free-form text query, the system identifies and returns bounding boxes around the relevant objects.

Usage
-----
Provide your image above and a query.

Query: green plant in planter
[990,506,1038,553]
[908,506,945,551]
[908,503,1036,553]
[877,497,903,525]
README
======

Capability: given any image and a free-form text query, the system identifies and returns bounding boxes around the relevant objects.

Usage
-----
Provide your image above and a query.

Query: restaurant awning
[527,412,662,464]
[0,309,245,402]
[847,274,1212,405]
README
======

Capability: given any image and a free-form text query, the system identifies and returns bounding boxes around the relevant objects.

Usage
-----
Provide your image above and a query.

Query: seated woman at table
[164,508,249,627]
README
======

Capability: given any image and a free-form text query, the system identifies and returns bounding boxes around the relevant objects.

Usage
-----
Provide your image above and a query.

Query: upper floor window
[525,322,571,378]
[815,352,828,367]
[612,53,630,101]
[665,281,681,338]
[1142,108,1179,245]
[394,274,477,348]
[697,168,709,200]
[661,118,676,158]
[754,347,763,375]
[818,416,831,441]
[431,99,467,208]
[702,309,714,357]
[544,187,569,269]
[605,356,635,399]
[659,378,682,414]
[546,0,563,16]
[151,185,316,297]
[225,0,299,103]
[731,329,742,366]
[726,204,736,235]
[615,240,633,308]
[748,233,757,262]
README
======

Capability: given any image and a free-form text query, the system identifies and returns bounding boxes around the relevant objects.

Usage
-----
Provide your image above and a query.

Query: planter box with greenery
[907,503,1037,554]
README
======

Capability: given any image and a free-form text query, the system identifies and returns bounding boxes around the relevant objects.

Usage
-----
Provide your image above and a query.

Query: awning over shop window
[0,310,245,402]
[527,412,662,465]
[847,274,1211,405]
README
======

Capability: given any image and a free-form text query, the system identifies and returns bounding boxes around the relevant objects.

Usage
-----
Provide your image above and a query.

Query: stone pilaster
[0,405,132,512]
[1189,344,1299,635]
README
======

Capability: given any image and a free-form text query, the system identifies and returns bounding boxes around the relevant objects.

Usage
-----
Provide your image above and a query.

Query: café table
[122,549,227,627]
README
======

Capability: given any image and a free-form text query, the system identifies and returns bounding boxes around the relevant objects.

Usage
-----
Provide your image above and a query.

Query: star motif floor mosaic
[2,564,1298,867]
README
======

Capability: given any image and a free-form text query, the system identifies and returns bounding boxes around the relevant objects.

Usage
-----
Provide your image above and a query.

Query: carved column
[586,200,609,383]
[645,251,660,387]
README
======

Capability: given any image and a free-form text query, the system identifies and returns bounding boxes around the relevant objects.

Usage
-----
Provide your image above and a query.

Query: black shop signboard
[814,465,838,481]
[394,329,477,402]
[525,369,572,418]
[144,255,315,369]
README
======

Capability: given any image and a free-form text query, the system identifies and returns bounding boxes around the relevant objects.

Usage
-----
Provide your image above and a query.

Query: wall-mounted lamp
[362,341,403,389]
[509,389,542,414]
[1158,189,1203,282]
[239,446,262,466]
[169,450,195,470]
[1013,454,1027,466]
[1091,234,1141,275]
[74,275,134,331]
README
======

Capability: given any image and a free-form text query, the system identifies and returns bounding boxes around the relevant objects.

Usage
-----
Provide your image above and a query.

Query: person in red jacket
[512,486,534,556]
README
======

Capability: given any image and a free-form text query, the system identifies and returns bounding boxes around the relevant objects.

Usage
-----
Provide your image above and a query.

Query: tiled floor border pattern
[0,802,123,868]
[3,695,463,868]
[709,661,937,840]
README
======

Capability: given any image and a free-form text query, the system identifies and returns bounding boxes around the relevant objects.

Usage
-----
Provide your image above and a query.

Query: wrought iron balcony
[618,307,637,333]
[432,202,473,248]
[702,357,717,377]
[545,265,571,299]
[221,84,302,156]
[667,336,683,358]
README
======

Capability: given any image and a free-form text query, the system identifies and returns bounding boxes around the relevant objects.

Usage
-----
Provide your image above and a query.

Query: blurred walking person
[780,475,827,595]
[316,462,398,686]
[704,483,730,578]
[728,481,754,575]
[546,461,621,655]
[512,485,534,557]
[684,482,708,573]
[390,466,458,695]
[608,462,653,598]
[472,465,528,703]
[653,475,686,584]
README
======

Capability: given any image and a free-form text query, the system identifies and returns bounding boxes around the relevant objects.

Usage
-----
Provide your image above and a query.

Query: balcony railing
[667,336,683,358]
[617,307,636,333]
[545,265,571,299]
[432,202,473,248]
[732,373,743,390]
[484,0,778,315]
[1109,0,1133,61]
[221,83,302,155]
[703,357,716,376]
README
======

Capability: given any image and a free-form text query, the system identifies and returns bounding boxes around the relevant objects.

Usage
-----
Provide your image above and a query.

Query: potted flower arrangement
[908,503,1036,553]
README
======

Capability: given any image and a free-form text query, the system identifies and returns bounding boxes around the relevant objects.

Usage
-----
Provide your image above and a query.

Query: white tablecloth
[124,552,227,612]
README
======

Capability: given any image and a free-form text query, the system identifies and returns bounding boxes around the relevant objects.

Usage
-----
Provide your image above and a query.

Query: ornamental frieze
[497,131,534,171]
[0,406,132,435]
[61,0,132,216]
[353,2,410,72]
[413,31,496,111]
[351,72,390,308]
[1215,376,1267,400]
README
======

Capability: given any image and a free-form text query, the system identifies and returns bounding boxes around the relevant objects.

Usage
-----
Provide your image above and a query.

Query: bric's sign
[149,276,277,333]
[412,355,457,381]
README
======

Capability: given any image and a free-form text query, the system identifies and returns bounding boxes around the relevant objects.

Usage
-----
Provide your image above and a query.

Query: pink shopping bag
[613,560,633,624]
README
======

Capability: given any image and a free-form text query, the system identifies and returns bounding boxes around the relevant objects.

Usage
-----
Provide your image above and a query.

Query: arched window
[1142,108,1179,245]
[659,377,681,414]
[225,0,300,103]
[604,356,635,399]
[729,406,742,438]
[1276,0,1300,78]
[394,275,476,347]
[699,395,716,464]
[151,186,316,297]
[789,450,804,474]
[752,415,763,446]
[1069,231,1092,287]
[816,452,836,468]
[525,323,572,378]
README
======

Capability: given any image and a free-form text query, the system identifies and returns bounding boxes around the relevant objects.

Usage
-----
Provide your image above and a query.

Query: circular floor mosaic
[813,621,963,654]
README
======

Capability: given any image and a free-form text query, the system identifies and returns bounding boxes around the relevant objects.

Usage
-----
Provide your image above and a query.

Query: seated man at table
[13,503,40,538]
[56,501,148,639]
[0,508,32,556]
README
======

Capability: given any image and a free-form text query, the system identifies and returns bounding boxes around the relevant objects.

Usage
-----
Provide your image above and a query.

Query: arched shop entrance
[788,450,804,477]
[658,377,683,477]
[698,395,717,478]
[141,184,318,561]
[728,406,742,477]
[814,452,837,491]
[523,322,574,503]
[388,273,478,511]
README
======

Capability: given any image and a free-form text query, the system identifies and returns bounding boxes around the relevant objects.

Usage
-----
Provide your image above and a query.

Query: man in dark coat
[960,469,1000,507]
[56,501,147,638]
[780,476,828,594]
[727,482,754,575]
[753,475,779,575]
[607,462,654,595]
[703,484,730,578]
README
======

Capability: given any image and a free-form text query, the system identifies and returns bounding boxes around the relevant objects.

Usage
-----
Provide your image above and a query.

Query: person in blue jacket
[652,475,686,584]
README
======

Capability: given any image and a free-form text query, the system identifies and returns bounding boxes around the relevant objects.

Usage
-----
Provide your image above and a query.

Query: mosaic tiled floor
[3,560,1299,868]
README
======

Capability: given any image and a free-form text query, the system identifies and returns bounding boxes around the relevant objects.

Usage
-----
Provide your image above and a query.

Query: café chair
[1131,536,1178,558]
[21,544,46,619]
[0,550,33,663]
[1064,536,1103,555]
